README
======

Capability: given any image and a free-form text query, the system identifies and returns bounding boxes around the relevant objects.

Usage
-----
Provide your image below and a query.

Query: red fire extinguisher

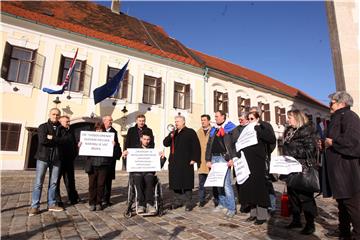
[281,186,290,217]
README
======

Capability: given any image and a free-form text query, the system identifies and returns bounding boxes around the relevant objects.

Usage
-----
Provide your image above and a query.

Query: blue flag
[93,60,129,105]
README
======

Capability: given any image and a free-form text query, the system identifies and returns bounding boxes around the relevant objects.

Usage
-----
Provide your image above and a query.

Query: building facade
[0,1,329,170]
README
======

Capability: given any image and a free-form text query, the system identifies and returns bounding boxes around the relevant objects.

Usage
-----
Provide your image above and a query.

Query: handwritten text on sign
[126,148,161,172]
[78,131,114,157]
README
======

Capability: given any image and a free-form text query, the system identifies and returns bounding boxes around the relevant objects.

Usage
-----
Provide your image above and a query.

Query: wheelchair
[123,173,164,218]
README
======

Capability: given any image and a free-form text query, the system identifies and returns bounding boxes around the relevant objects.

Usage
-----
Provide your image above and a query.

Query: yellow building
[0,1,329,170]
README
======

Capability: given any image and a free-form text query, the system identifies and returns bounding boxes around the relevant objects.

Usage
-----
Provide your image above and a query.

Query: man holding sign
[123,129,166,214]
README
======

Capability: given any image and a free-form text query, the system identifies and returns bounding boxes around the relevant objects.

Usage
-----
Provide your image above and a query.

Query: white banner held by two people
[78,131,114,157]
[204,162,228,187]
[126,148,161,172]
[235,122,258,152]
[269,156,303,175]
[233,151,251,184]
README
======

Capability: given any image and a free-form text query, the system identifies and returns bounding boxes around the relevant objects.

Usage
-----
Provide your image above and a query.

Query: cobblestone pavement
[1,170,339,240]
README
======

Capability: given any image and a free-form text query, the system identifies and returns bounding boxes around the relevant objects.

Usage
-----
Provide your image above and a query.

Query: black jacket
[324,107,360,199]
[205,128,236,162]
[58,127,77,164]
[107,127,122,179]
[283,123,317,165]
[34,120,63,166]
[124,124,154,149]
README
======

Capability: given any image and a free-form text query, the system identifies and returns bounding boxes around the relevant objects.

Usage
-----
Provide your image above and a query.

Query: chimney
[111,0,120,14]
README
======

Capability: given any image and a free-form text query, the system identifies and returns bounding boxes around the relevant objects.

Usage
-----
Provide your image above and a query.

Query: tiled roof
[0,1,201,67]
[191,49,328,109]
[1,1,327,109]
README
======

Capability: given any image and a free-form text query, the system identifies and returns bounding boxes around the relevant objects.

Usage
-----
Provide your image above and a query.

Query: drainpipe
[203,67,209,113]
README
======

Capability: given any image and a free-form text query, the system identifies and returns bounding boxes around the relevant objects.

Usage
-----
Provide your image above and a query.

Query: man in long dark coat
[163,115,201,211]
[324,91,360,240]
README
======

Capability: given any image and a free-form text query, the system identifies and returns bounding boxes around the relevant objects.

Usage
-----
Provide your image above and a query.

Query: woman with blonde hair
[283,109,318,235]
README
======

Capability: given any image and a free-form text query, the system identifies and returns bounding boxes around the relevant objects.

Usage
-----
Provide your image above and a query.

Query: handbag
[286,152,320,193]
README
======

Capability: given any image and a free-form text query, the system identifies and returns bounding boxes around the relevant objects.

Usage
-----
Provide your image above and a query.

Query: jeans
[31,160,61,208]
[211,155,236,213]
[269,193,276,211]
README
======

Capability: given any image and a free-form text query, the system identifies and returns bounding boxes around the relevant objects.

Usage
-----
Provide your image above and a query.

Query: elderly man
[324,91,360,240]
[163,115,201,211]
[102,115,121,207]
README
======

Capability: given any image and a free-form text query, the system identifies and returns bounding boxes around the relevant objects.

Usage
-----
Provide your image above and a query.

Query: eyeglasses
[329,101,336,107]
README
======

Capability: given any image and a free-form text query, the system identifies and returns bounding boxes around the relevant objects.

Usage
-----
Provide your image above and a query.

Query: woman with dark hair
[283,109,318,235]
[234,111,276,225]
[82,122,115,211]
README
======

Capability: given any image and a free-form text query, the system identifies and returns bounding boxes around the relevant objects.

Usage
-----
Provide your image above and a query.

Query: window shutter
[155,77,162,105]
[185,84,191,110]
[223,93,229,114]
[213,90,218,112]
[121,70,129,99]
[57,56,65,85]
[280,108,286,125]
[173,82,177,108]
[237,96,242,116]
[83,64,92,97]
[127,73,133,103]
[264,103,270,122]
[275,106,279,125]
[245,98,251,112]
[1,42,12,80]
[31,52,45,89]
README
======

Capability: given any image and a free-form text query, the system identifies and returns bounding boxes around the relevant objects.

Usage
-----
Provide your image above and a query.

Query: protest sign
[235,122,258,151]
[269,156,303,175]
[204,162,228,187]
[79,131,114,157]
[126,148,161,172]
[233,151,251,184]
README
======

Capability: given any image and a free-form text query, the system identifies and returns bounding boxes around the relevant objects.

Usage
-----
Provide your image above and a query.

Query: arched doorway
[24,127,38,169]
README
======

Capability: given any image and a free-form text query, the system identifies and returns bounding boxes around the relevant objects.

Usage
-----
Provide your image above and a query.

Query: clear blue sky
[97,1,335,104]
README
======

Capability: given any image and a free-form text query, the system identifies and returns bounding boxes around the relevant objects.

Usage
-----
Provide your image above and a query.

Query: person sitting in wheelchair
[122,129,166,214]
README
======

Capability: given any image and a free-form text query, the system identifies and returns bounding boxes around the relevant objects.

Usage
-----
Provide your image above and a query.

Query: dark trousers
[336,191,360,239]
[88,166,108,206]
[55,161,79,203]
[103,175,112,204]
[288,187,317,226]
[174,189,192,207]
[133,172,155,207]
[198,174,219,204]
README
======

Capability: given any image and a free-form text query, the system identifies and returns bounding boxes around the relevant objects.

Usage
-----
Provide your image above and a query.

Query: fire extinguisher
[281,186,290,217]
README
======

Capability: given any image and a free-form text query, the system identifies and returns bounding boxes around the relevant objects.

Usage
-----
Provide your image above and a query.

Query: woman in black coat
[163,116,201,211]
[233,112,276,225]
[283,109,317,235]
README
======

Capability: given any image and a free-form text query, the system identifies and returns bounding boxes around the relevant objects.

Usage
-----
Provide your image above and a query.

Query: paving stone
[1,170,339,239]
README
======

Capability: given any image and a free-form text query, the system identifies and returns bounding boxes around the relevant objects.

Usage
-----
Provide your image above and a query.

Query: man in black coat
[28,108,64,216]
[163,115,201,211]
[102,115,121,207]
[55,116,80,206]
[324,91,360,240]
[124,114,154,170]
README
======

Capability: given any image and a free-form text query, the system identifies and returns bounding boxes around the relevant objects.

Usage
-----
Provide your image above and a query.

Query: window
[1,122,21,151]
[275,106,286,125]
[214,90,228,113]
[174,82,190,109]
[1,42,45,88]
[258,102,271,122]
[237,97,251,116]
[306,114,313,125]
[143,75,161,105]
[106,67,129,99]
[58,56,87,92]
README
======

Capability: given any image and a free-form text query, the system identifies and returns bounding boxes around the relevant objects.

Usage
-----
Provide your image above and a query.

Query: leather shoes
[300,225,315,235]
[286,221,302,229]
[245,216,257,222]
[185,205,193,211]
[254,219,266,225]
[198,201,206,207]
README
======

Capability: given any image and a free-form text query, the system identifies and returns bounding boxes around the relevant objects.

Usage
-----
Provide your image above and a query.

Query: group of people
[27,91,360,240]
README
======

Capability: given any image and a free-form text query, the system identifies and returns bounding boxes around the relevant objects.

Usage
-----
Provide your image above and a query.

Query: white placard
[269,156,303,175]
[78,131,114,157]
[204,162,228,187]
[233,151,251,184]
[126,148,161,172]
[235,122,258,152]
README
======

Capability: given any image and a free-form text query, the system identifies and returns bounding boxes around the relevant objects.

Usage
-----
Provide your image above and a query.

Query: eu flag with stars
[93,60,129,105]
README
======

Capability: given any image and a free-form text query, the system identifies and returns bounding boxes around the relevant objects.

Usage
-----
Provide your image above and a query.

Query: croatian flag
[42,48,78,94]
[93,60,129,105]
